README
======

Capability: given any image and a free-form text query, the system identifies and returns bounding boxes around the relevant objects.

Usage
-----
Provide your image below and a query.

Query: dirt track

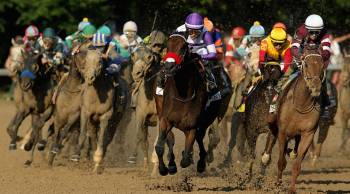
[0,100,350,194]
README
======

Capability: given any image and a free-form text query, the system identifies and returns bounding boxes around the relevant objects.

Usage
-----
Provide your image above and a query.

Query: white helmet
[123,21,138,33]
[305,14,324,30]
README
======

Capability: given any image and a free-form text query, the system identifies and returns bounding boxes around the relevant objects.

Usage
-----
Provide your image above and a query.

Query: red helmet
[273,22,287,30]
[231,26,246,39]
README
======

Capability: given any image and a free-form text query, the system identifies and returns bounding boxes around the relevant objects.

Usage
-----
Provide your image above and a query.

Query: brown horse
[75,48,126,173]
[154,34,222,175]
[47,48,85,166]
[7,51,55,165]
[276,48,324,193]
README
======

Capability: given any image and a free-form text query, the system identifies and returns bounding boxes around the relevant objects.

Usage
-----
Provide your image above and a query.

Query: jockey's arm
[320,34,331,64]
[282,48,292,73]
[201,31,217,60]
[291,25,307,58]
[258,40,268,70]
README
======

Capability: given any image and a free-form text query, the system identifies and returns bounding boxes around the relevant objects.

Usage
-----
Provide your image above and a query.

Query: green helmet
[43,27,56,38]
[97,25,111,37]
[82,24,97,38]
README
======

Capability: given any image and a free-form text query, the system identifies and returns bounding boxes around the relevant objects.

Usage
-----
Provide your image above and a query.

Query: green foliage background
[0,0,349,65]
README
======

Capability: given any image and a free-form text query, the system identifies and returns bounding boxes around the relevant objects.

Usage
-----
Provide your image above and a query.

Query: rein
[292,53,322,114]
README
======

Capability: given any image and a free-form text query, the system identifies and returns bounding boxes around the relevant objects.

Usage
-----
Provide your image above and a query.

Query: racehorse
[154,33,223,175]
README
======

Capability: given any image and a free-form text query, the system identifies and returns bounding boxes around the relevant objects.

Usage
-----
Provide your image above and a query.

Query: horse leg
[260,131,277,175]
[339,113,350,152]
[128,111,147,166]
[207,119,220,164]
[312,123,329,167]
[196,126,208,173]
[24,114,41,165]
[93,110,113,174]
[141,125,150,173]
[181,129,196,169]
[221,112,240,167]
[72,108,88,161]
[166,131,177,175]
[37,106,54,151]
[7,110,30,150]
[277,132,287,184]
[290,132,314,194]
[155,118,172,176]
[289,135,300,160]
[245,127,258,180]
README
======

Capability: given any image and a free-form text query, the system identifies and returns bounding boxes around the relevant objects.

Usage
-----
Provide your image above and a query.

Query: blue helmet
[185,13,204,30]
[249,21,265,38]
[92,32,107,47]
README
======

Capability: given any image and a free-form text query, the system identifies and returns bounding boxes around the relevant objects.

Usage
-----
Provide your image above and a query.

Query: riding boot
[270,68,293,113]
[156,68,166,95]
[320,81,331,118]
[204,67,217,93]
[219,66,232,96]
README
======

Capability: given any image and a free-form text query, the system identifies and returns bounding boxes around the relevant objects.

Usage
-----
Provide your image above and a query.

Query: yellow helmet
[270,28,287,43]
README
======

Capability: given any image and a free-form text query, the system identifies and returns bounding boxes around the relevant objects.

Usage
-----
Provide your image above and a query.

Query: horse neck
[66,62,82,87]
[172,63,198,97]
[293,75,315,107]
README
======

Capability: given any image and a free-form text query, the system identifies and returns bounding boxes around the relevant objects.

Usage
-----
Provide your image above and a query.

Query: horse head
[19,51,47,91]
[9,44,24,76]
[302,48,325,97]
[131,44,157,79]
[163,33,189,76]
[75,47,102,85]
[261,61,283,84]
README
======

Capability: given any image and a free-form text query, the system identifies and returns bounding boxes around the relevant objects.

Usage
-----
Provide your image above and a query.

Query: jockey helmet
[185,13,204,30]
[43,28,56,38]
[78,17,91,31]
[98,25,112,37]
[231,26,246,39]
[273,22,287,30]
[249,21,265,38]
[25,25,39,37]
[82,24,97,38]
[92,32,107,47]
[305,14,324,30]
[270,28,287,43]
[123,21,138,33]
[149,30,166,46]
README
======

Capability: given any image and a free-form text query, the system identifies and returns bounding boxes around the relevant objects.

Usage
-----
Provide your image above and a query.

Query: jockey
[273,22,293,42]
[291,14,334,117]
[120,21,143,53]
[35,27,64,68]
[225,26,246,68]
[65,18,91,50]
[130,30,168,108]
[163,12,221,93]
[259,28,292,113]
[242,21,266,72]
[23,25,40,52]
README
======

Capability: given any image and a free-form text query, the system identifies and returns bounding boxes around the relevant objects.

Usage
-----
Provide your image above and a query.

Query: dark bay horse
[154,34,222,175]
[7,51,55,165]
[276,49,324,193]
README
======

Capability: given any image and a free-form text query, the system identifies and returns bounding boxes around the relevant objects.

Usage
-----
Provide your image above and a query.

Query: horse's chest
[82,88,114,114]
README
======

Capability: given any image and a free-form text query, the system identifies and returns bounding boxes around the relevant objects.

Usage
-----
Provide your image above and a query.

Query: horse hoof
[159,166,169,176]
[9,143,17,150]
[37,141,47,151]
[93,165,104,174]
[24,142,33,151]
[168,165,177,175]
[180,158,191,168]
[24,160,32,166]
[70,155,80,162]
[197,160,206,173]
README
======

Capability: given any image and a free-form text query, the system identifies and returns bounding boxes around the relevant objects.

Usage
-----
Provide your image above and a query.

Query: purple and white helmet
[185,13,204,30]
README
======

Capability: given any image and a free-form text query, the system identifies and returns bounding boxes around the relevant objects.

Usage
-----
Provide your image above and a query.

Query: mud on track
[0,100,349,194]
